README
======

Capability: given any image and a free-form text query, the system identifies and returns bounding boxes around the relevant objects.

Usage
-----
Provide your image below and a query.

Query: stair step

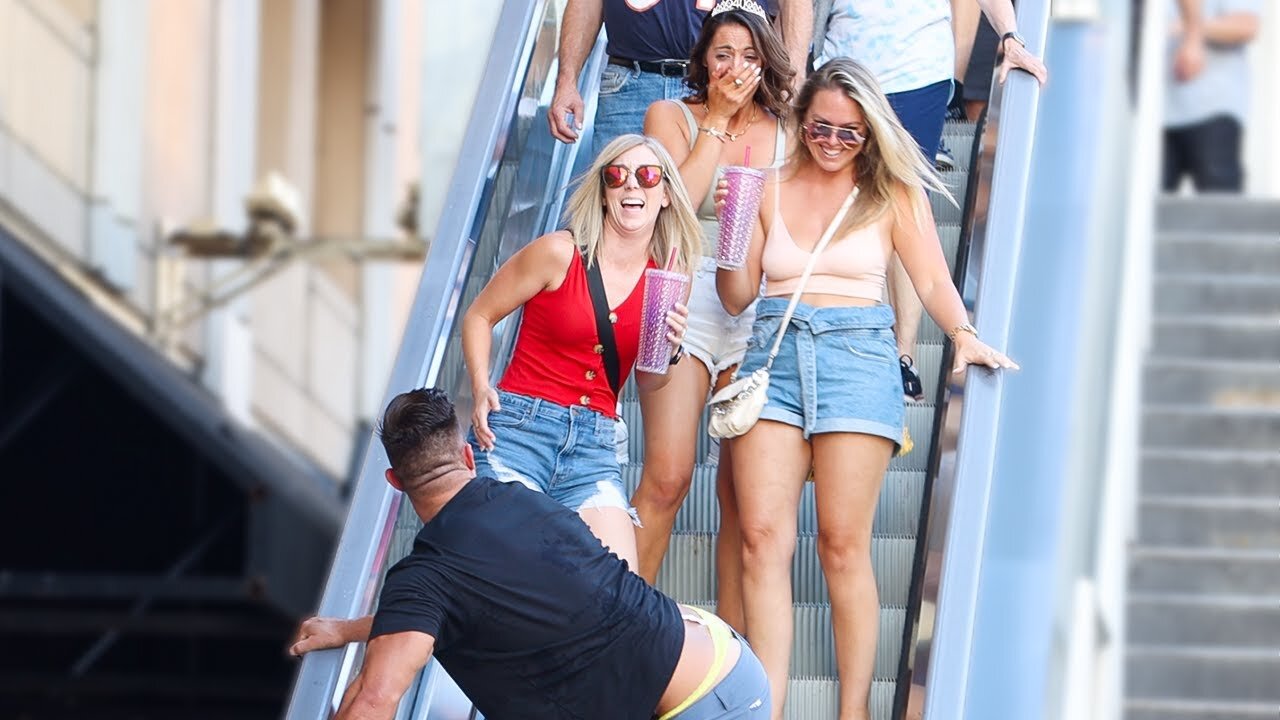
[1127,593,1280,646]
[1129,547,1280,594]
[1155,274,1280,315]
[1143,358,1280,408]
[1151,315,1280,362]
[1140,449,1280,497]
[1126,697,1280,720]
[1156,233,1280,276]
[785,677,896,720]
[658,533,915,608]
[623,465,925,537]
[1157,196,1280,234]
[1126,645,1280,702]
[1142,405,1280,452]
[1137,495,1280,549]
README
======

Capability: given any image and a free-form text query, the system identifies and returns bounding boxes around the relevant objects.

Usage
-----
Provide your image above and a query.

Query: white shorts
[684,256,758,378]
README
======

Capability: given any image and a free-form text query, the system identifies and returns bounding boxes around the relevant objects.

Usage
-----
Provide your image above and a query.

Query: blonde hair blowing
[791,58,956,239]
[563,134,701,276]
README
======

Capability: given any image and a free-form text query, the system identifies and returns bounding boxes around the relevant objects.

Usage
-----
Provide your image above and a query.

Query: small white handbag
[707,187,859,439]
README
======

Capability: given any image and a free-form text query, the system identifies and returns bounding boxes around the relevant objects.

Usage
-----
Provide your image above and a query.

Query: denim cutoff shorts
[467,390,637,522]
[670,631,771,719]
[684,256,758,378]
[737,299,904,446]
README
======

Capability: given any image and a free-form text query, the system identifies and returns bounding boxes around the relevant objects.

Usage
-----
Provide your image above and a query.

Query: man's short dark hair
[377,388,462,486]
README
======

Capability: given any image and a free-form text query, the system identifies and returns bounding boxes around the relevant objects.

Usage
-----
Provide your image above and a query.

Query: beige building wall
[0,0,429,480]
[1245,0,1279,196]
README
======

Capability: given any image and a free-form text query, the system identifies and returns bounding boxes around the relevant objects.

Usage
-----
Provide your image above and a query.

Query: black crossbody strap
[581,250,622,397]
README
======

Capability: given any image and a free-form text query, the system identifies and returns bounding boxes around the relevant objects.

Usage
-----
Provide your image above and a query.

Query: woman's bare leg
[735,420,811,720]
[812,432,894,720]
[632,358,712,582]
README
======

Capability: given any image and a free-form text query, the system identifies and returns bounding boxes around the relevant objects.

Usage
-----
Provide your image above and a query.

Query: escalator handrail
[898,1,1052,717]
[283,2,549,716]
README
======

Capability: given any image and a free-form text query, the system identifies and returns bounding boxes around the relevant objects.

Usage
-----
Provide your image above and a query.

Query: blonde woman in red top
[461,134,702,570]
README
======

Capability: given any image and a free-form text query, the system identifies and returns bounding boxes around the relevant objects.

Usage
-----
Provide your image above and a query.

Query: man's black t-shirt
[603,0,711,63]
[370,476,685,720]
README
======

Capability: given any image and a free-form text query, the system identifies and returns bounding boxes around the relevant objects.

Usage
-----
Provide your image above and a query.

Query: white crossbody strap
[763,187,860,368]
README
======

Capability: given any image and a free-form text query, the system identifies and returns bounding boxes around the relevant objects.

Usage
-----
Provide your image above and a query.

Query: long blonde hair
[563,134,701,275]
[790,58,956,238]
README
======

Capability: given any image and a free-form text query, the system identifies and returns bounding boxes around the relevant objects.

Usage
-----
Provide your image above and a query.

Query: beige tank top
[761,196,891,302]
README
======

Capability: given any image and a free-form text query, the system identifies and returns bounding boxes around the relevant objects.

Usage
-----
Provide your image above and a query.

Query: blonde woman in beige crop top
[715,59,1019,720]
[632,5,796,636]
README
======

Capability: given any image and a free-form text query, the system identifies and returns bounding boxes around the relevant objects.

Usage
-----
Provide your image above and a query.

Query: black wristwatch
[1000,31,1026,49]
[668,345,686,366]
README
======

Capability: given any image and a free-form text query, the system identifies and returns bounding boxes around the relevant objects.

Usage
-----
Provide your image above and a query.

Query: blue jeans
[467,390,636,519]
[593,63,690,158]
[885,79,951,161]
[670,634,771,719]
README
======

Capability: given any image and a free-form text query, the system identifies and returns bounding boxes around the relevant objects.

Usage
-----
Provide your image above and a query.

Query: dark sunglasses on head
[803,121,866,147]
[602,164,664,189]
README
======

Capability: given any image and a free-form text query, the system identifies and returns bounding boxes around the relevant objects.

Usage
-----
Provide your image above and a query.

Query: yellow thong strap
[658,606,734,720]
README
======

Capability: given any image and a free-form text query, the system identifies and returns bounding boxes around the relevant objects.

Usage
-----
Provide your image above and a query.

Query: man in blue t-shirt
[1162,0,1261,192]
[291,388,770,720]
[548,0,812,158]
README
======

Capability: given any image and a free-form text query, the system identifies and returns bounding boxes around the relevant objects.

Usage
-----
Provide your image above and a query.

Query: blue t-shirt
[603,0,714,62]
[1164,0,1261,128]
[370,476,685,720]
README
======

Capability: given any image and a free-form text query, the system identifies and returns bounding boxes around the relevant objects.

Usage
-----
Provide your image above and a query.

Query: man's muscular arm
[549,0,605,142]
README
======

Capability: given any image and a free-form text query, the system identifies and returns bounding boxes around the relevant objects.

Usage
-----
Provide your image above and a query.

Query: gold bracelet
[948,323,978,340]
[698,126,729,143]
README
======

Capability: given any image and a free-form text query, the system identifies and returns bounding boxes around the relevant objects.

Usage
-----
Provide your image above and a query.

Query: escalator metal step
[621,401,939,473]
[656,533,916,608]
[623,465,926,537]
[680,603,907,681]
[785,677,896,720]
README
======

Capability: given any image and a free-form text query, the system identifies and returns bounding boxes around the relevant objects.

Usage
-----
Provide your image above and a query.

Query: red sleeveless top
[498,251,653,418]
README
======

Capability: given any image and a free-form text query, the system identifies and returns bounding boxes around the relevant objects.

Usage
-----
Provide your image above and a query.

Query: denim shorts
[670,633,771,719]
[684,257,758,378]
[594,63,690,157]
[738,299,904,445]
[467,390,636,521]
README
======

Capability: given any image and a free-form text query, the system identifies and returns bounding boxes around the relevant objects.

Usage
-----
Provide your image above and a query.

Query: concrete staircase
[1126,197,1280,720]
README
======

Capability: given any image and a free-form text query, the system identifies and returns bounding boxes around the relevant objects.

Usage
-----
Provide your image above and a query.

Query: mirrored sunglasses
[803,121,866,147]
[602,164,664,189]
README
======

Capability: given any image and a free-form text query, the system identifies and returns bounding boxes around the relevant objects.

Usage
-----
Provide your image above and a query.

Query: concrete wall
[0,0,430,479]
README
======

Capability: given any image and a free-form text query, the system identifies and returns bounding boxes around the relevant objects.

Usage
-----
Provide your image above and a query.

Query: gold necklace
[707,103,758,142]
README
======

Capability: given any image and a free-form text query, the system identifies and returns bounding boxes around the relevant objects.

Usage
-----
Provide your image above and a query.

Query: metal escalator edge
[894,1,1052,718]
[284,1,556,716]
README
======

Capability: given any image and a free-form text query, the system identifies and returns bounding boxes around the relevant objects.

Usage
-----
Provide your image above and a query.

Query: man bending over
[291,387,769,720]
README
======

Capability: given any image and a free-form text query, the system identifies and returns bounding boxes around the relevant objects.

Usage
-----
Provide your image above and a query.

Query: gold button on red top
[608,312,618,324]
[593,344,604,354]
[579,394,590,405]
[585,370,596,380]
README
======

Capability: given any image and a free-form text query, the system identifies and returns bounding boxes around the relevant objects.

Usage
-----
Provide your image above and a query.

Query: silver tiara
[710,0,767,20]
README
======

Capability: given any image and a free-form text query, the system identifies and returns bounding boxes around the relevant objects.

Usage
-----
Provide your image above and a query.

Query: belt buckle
[659,60,686,77]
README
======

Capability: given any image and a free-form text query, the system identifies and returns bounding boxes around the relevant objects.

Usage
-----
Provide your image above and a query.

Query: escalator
[285,1,1046,718]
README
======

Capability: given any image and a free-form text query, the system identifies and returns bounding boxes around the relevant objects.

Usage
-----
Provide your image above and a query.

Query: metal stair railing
[895,0,1051,717]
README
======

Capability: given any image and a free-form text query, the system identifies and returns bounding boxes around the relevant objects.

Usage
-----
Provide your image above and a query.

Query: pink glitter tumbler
[716,166,765,270]
[635,268,689,374]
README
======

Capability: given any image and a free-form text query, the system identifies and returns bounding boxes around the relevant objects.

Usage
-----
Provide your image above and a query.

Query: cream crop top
[673,101,787,256]
[761,200,892,302]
